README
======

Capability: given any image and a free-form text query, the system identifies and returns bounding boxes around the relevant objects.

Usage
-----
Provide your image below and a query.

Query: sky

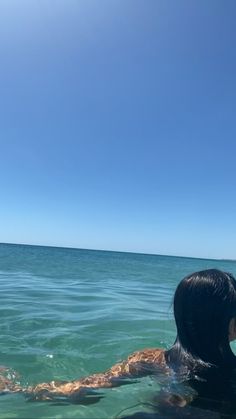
[0,0,236,259]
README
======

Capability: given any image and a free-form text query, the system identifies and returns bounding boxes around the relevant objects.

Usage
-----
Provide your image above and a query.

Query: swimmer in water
[2,269,236,412]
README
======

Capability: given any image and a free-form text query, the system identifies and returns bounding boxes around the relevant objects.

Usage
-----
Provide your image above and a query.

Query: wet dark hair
[165,269,236,376]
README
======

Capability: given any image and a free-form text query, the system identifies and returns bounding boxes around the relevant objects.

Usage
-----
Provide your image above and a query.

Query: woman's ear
[229,318,236,342]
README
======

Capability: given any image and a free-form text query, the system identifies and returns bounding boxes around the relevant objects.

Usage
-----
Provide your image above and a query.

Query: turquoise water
[1,243,236,418]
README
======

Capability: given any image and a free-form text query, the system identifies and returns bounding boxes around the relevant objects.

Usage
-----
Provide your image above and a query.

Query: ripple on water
[1,245,236,418]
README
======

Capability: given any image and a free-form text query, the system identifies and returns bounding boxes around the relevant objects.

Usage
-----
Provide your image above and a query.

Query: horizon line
[0,241,233,263]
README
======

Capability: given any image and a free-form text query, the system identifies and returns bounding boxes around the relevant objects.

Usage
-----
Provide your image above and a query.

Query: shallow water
[1,243,236,418]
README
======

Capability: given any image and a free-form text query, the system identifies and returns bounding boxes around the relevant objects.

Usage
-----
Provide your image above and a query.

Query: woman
[23,268,236,410]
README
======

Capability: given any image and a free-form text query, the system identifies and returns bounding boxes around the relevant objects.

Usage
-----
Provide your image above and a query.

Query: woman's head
[167,269,236,372]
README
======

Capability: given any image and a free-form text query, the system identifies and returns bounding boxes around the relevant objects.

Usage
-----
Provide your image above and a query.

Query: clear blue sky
[0,0,236,259]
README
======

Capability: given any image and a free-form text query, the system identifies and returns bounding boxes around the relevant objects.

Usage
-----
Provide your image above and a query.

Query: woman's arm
[25,348,166,401]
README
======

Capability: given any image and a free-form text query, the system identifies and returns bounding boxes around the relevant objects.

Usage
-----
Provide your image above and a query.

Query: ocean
[1,242,236,418]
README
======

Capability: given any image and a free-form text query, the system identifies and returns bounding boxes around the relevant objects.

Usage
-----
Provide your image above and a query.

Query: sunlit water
[1,243,236,418]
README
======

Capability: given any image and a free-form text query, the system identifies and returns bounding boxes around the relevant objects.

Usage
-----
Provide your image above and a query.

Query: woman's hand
[0,366,20,394]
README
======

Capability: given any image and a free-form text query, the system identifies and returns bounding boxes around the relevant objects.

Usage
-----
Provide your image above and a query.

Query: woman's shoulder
[108,347,167,377]
[127,347,166,365]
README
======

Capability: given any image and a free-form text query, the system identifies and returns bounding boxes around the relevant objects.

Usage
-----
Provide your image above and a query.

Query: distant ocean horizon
[1,240,232,262]
[1,242,236,418]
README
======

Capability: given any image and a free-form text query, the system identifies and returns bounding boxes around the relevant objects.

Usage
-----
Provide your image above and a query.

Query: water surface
[1,243,236,418]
